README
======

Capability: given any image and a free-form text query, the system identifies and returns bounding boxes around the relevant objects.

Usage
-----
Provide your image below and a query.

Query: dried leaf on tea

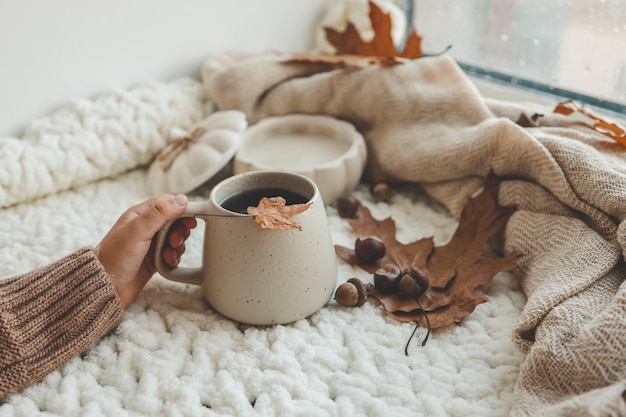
[324,0,423,60]
[247,197,311,231]
[554,100,626,147]
[335,173,519,329]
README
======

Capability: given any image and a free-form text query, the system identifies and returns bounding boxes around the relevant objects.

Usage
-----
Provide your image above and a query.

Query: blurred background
[415,0,626,113]
[1,0,624,137]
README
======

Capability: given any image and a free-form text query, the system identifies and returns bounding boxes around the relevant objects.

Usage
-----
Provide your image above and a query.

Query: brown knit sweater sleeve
[0,248,124,397]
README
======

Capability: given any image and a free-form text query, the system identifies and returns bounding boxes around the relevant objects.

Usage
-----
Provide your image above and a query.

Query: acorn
[335,196,361,219]
[334,278,369,307]
[354,236,386,264]
[373,263,402,294]
[397,266,429,299]
[370,180,393,202]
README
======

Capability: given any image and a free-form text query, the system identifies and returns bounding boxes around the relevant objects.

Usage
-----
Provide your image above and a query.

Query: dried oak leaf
[247,197,311,231]
[554,99,626,146]
[335,174,519,329]
[287,1,450,71]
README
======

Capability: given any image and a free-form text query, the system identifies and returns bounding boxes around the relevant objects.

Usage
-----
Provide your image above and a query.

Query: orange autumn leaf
[288,1,445,71]
[554,100,626,147]
[247,197,311,231]
[335,173,519,329]
[324,0,423,60]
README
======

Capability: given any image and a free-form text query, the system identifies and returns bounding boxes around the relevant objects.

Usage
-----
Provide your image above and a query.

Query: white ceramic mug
[153,171,338,325]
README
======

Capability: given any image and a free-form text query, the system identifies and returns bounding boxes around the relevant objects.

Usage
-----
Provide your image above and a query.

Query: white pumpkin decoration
[146,110,248,195]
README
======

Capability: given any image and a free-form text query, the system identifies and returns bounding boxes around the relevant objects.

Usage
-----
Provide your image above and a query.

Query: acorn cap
[347,277,369,307]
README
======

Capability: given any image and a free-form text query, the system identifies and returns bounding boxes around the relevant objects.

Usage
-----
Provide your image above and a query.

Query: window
[409,0,626,114]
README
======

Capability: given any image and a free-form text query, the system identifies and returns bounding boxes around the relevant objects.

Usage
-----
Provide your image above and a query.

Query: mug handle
[153,201,210,286]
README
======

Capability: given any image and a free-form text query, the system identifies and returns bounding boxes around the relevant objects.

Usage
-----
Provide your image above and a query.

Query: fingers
[167,217,197,248]
[124,194,189,241]
[162,244,185,267]
[163,217,197,266]
[181,216,198,230]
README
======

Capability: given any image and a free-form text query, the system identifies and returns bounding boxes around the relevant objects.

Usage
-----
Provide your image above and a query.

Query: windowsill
[470,75,626,124]
[471,76,553,110]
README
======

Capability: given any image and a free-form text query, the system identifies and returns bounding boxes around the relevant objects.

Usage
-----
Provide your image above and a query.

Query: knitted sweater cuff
[0,248,124,397]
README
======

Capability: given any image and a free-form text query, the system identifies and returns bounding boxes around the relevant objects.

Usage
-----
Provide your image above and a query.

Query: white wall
[0,0,329,137]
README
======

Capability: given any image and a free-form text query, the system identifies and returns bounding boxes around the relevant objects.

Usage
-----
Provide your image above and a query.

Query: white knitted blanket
[0,78,525,416]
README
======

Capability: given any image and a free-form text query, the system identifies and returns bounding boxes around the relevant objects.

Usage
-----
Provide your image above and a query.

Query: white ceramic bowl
[233,114,367,205]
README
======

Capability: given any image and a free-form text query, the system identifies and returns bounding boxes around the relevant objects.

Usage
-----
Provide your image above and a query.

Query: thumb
[125,194,189,240]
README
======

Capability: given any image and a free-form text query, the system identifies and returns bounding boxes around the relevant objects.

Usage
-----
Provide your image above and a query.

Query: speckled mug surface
[154,171,338,325]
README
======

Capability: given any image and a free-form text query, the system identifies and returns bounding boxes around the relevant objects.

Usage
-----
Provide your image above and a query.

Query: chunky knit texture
[202,51,626,416]
[0,78,206,209]
[3,51,624,416]
[0,248,124,397]
[0,169,525,417]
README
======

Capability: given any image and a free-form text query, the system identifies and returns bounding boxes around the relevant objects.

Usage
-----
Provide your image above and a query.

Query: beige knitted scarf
[201,51,626,416]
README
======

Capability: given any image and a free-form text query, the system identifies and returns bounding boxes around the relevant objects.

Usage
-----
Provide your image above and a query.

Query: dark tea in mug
[219,187,310,214]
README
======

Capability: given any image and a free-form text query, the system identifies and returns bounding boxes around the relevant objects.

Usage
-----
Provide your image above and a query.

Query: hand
[95,194,197,306]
